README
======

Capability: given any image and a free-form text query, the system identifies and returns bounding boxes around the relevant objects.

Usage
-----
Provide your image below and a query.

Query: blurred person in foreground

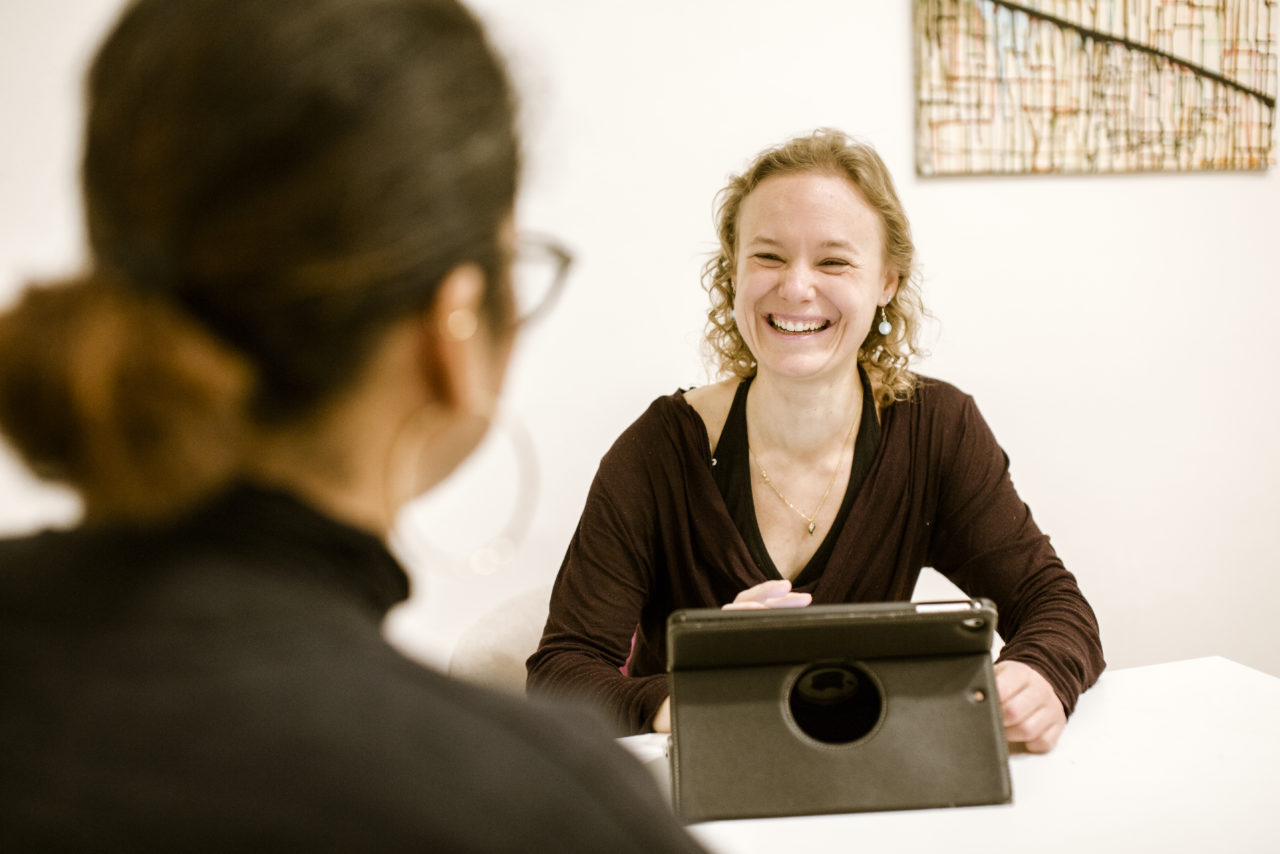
[528,130,1104,753]
[0,0,704,849]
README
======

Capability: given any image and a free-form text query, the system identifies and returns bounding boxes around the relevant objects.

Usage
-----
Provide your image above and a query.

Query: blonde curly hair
[702,129,927,406]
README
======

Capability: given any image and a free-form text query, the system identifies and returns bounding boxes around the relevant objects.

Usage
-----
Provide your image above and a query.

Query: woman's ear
[417,263,490,414]
[880,266,900,306]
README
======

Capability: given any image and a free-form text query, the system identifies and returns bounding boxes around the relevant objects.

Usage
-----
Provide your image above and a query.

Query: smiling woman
[731,171,893,388]
[702,130,928,406]
[527,129,1105,759]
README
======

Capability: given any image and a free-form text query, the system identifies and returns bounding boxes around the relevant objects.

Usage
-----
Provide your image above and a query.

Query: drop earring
[877,305,892,336]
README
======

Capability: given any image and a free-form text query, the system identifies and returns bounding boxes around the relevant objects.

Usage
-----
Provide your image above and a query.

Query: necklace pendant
[807,521,816,535]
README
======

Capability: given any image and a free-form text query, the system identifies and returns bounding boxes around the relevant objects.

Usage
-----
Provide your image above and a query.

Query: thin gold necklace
[748,412,858,536]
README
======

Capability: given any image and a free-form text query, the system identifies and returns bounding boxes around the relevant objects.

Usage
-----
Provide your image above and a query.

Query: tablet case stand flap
[667,600,1011,823]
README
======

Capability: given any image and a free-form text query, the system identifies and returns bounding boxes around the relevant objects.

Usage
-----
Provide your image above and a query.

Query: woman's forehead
[738,172,883,246]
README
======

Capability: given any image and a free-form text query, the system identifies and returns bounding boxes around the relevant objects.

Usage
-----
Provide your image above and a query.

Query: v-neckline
[710,368,882,586]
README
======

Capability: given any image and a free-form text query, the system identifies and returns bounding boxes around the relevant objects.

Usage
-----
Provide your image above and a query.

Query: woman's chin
[754,355,851,384]
[751,341,856,379]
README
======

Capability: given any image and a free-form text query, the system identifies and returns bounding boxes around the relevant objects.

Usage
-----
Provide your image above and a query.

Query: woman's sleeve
[926,393,1105,715]
[525,430,672,735]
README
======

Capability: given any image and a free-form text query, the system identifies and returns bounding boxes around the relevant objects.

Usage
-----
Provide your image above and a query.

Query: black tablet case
[667,600,1011,823]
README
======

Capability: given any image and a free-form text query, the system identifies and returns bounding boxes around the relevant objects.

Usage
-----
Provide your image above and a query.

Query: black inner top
[712,368,882,587]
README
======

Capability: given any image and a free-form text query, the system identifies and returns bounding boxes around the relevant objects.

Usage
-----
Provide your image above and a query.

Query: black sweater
[0,484,703,852]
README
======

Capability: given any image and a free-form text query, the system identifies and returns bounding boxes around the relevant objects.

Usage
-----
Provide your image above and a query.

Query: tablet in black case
[667,599,1011,822]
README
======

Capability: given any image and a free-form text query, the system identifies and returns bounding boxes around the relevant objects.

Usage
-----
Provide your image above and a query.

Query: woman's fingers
[723,580,813,610]
[995,660,1066,753]
[652,697,672,733]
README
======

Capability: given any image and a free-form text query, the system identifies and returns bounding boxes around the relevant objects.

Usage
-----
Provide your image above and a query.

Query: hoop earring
[877,305,892,336]
[386,403,539,576]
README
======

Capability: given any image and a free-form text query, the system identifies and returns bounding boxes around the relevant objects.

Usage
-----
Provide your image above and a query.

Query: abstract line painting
[915,0,1278,174]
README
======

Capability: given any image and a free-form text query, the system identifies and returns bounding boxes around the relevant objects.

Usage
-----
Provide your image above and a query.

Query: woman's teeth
[769,315,829,334]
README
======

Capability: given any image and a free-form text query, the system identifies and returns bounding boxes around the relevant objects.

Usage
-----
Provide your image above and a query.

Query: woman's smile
[767,313,832,335]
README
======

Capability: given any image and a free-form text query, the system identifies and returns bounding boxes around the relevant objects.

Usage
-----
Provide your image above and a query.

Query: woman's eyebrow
[743,236,862,254]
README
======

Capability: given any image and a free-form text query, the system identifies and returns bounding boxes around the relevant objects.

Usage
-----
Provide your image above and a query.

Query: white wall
[3,1,1278,680]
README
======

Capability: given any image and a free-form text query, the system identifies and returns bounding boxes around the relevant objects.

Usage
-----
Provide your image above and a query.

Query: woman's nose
[778,264,814,300]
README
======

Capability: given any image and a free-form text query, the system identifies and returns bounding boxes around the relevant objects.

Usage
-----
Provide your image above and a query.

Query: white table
[621,657,1280,853]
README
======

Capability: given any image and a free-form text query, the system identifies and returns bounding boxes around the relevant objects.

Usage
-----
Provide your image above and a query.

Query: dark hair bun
[0,275,252,522]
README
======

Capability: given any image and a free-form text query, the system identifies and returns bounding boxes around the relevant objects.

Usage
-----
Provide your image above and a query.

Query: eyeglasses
[510,233,572,327]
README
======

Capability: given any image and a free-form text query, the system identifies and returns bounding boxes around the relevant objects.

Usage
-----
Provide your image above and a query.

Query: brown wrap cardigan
[527,377,1105,734]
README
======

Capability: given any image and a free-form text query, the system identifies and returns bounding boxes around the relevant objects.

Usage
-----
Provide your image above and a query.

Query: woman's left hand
[994,660,1066,753]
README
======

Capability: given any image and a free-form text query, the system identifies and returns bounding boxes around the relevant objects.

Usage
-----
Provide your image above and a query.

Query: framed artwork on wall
[914,0,1278,174]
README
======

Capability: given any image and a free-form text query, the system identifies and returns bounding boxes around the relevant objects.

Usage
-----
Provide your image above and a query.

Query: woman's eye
[754,253,784,266]
[820,258,851,268]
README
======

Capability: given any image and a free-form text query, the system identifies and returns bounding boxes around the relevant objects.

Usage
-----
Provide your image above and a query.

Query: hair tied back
[0,272,254,522]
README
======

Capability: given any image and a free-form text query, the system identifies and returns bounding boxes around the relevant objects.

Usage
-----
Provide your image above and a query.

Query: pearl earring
[877,306,892,336]
[445,309,478,341]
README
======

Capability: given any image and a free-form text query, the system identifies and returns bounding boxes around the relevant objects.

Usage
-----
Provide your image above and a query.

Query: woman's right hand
[722,579,812,611]
[652,581,812,733]
[653,697,672,733]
